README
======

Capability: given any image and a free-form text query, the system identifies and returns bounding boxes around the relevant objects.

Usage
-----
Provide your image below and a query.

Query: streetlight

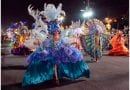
[104,17,113,30]
[106,23,111,30]
[80,0,94,20]
[82,9,93,18]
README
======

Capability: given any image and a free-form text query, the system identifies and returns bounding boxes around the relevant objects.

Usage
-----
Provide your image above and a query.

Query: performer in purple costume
[22,20,90,86]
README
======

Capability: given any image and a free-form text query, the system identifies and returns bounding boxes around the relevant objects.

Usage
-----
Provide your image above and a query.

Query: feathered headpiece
[84,19,107,35]
[27,3,65,35]
[40,3,66,21]
[47,20,61,35]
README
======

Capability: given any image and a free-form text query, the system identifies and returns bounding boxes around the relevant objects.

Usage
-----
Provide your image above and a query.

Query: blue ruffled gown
[22,38,90,86]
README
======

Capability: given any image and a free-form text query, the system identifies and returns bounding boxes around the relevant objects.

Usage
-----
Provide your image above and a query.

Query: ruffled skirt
[22,60,90,86]
[108,45,129,56]
[22,45,90,86]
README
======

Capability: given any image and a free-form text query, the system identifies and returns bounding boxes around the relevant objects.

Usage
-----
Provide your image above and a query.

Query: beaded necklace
[50,39,62,50]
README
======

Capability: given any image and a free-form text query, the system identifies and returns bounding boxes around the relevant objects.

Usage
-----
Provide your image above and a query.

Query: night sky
[2,0,129,29]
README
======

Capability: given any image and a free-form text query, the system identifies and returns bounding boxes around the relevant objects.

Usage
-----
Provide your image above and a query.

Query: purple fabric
[11,46,32,55]
[27,38,83,64]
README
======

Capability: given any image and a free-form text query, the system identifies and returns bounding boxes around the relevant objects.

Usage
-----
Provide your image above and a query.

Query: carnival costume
[6,22,32,55]
[108,31,129,56]
[81,19,108,61]
[22,3,90,86]
[61,20,84,50]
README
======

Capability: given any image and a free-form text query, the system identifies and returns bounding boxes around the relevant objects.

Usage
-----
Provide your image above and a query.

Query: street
[1,54,129,90]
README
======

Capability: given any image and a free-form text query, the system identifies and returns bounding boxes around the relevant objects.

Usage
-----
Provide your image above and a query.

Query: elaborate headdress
[28,3,65,35]
[84,19,107,35]
[47,20,61,35]
[40,3,65,35]
[40,3,66,21]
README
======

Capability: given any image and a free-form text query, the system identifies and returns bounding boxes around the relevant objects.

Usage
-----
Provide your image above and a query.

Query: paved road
[1,54,129,90]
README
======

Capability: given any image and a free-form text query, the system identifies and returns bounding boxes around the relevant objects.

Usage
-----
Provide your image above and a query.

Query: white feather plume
[40,3,65,21]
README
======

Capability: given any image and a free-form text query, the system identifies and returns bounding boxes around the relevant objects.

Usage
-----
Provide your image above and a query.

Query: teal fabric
[58,61,90,79]
[22,60,55,86]
[22,60,90,86]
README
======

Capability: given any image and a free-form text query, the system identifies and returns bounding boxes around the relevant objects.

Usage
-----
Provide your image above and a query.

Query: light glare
[83,10,93,18]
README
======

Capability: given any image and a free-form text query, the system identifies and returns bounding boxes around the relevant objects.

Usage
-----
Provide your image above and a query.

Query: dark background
[2,0,129,29]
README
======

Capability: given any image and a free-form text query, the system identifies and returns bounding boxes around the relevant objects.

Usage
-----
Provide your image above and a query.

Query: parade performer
[70,21,84,50]
[81,19,108,62]
[6,22,32,55]
[108,31,129,56]
[22,3,90,86]
[61,21,84,50]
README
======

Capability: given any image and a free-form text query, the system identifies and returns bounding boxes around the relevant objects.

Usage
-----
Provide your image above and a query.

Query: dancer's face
[53,30,60,41]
